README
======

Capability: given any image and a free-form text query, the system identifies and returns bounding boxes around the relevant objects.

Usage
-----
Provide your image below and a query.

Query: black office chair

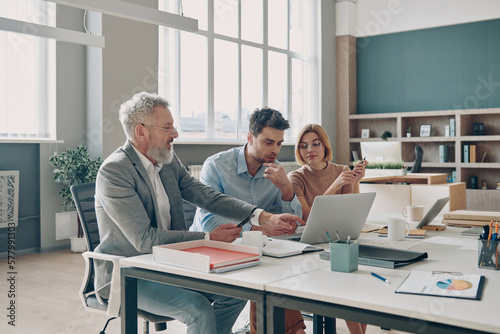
[182,200,197,230]
[410,146,423,173]
[71,182,173,334]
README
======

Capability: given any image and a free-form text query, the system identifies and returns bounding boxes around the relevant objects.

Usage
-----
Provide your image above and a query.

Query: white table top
[121,224,498,333]
[265,227,500,333]
[120,245,330,291]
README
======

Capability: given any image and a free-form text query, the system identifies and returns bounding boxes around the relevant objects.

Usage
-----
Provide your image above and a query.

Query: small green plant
[406,126,411,134]
[381,130,392,140]
[365,161,404,169]
[50,146,102,211]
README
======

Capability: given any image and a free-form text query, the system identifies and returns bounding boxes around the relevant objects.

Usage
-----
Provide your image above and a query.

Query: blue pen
[492,222,498,241]
[371,272,390,283]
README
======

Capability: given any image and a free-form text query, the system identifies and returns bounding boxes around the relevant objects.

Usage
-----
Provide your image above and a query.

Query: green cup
[330,240,359,273]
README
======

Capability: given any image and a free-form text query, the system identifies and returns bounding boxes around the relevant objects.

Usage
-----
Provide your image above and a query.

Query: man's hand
[257,212,305,236]
[209,223,242,243]
[263,163,295,201]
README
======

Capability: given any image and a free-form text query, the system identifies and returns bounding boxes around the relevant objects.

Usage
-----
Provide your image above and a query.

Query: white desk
[120,247,329,334]
[120,227,499,334]
[266,228,500,334]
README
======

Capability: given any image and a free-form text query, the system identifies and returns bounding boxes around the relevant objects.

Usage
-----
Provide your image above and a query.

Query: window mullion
[207,0,215,139]
[286,0,292,141]
[262,0,268,107]
[237,2,242,139]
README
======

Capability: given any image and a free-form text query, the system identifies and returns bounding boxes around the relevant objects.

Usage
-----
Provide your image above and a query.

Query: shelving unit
[345,108,500,209]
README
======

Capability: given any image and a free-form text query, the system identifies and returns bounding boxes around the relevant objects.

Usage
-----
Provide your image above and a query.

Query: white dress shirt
[132,144,171,230]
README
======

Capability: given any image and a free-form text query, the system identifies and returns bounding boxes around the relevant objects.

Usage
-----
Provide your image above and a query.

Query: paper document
[396,270,485,300]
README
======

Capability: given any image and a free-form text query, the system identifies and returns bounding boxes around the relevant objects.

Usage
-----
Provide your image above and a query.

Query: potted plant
[406,127,412,137]
[50,146,102,252]
[364,161,406,177]
[381,130,392,141]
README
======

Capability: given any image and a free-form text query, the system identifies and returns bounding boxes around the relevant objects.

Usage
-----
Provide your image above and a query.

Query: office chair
[71,182,173,334]
[410,146,423,173]
[182,200,197,230]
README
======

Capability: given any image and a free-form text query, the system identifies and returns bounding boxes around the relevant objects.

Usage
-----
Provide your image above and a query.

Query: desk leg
[267,304,285,333]
[255,296,268,334]
[325,316,336,333]
[121,274,138,334]
[313,314,323,334]
[313,315,336,334]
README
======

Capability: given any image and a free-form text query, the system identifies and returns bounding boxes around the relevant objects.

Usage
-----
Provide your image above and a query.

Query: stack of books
[442,210,500,227]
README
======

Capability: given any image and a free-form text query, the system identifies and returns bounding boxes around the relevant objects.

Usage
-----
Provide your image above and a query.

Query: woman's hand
[352,159,368,183]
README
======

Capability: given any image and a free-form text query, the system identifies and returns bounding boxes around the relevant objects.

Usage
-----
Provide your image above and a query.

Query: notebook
[273,192,376,244]
[319,244,428,269]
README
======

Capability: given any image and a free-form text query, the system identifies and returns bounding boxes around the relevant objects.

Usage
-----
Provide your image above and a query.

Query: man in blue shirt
[190,107,302,236]
[190,107,306,334]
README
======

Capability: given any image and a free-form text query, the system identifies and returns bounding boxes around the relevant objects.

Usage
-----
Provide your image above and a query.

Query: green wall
[357,19,500,114]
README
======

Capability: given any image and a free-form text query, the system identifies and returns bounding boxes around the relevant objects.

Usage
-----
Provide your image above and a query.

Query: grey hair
[118,91,170,140]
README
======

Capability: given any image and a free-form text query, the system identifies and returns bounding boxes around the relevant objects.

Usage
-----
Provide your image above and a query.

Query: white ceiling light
[44,0,198,32]
[0,17,105,47]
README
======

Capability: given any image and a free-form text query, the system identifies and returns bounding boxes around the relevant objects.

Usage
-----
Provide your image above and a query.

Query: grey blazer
[94,141,255,298]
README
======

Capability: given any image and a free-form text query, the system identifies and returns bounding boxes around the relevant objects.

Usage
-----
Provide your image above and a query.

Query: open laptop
[415,196,450,229]
[274,192,376,244]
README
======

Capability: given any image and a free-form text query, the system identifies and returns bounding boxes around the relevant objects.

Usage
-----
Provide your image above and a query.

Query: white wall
[40,5,88,251]
[337,0,500,37]
[101,0,158,158]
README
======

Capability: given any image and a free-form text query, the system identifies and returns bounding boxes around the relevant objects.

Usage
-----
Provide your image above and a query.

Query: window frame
[0,0,57,143]
[159,0,320,144]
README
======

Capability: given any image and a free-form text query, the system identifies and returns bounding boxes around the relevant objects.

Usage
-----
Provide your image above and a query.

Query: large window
[0,0,55,140]
[159,0,319,142]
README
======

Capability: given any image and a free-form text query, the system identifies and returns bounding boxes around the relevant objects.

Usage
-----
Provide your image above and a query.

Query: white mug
[402,205,424,222]
[387,218,410,241]
[242,231,268,255]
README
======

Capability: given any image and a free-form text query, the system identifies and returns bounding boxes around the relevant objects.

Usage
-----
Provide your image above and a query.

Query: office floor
[0,249,408,334]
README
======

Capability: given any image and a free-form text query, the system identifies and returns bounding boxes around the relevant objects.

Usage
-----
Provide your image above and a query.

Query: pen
[335,230,341,242]
[481,224,489,240]
[347,235,351,245]
[324,228,332,243]
[371,272,390,283]
[496,222,499,268]
[492,222,498,241]
[237,214,254,228]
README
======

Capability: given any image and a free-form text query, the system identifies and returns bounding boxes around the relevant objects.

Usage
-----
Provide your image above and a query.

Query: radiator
[0,170,19,228]
[187,161,301,180]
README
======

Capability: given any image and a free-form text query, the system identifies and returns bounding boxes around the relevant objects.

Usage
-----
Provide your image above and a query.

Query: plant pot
[365,169,405,177]
[70,237,87,253]
[406,133,411,137]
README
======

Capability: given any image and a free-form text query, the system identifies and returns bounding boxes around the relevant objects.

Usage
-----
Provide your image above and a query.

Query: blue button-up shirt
[190,145,302,233]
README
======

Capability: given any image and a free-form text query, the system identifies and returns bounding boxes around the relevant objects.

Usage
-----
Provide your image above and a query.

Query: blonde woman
[288,124,368,334]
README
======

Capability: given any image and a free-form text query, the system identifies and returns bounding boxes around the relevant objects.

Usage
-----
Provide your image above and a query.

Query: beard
[255,153,276,164]
[148,144,174,165]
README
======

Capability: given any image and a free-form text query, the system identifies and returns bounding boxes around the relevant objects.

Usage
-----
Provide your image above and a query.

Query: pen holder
[478,239,499,270]
[330,241,358,273]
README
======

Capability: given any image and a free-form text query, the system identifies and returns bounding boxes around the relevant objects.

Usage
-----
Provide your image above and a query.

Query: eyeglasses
[299,141,323,150]
[141,123,178,135]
